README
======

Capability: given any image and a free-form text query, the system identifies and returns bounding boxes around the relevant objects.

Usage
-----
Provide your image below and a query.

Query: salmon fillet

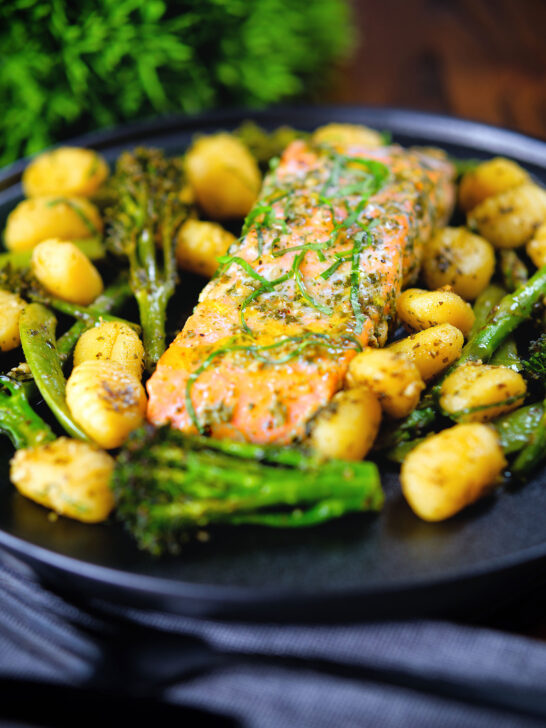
[147,139,455,443]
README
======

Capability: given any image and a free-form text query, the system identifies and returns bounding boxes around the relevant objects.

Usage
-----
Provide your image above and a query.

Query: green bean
[499,250,528,292]
[493,403,544,454]
[19,304,88,441]
[511,401,546,476]
[491,336,521,371]
[469,284,506,338]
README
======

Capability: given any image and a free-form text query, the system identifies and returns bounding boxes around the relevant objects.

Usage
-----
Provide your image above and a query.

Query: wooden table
[331,0,546,636]
[330,0,546,140]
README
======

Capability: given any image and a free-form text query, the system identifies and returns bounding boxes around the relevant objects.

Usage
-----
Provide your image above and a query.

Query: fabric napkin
[1,550,546,728]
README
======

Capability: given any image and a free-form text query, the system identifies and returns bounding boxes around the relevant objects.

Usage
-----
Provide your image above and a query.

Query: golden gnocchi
[31,239,104,305]
[440,363,527,422]
[347,348,425,419]
[396,288,475,337]
[22,147,109,198]
[73,321,145,380]
[401,423,506,521]
[66,360,147,449]
[10,438,115,523]
[309,387,381,460]
[4,196,103,252]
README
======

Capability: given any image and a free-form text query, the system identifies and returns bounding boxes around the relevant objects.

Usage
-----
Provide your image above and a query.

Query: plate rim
[2,104,546,614]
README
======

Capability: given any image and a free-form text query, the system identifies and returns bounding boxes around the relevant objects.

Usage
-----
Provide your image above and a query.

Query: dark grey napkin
[1,550,546,728]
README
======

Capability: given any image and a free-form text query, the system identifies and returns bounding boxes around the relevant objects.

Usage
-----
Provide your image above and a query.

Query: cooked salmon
[147,139,455,443]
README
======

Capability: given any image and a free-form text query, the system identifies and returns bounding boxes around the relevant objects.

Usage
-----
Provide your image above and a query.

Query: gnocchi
[458,157,529,213]
[176,219,236,278]
[401,423,506,521]
[10,437,115,523]
[423,227,495,300]
[526,222,546,269]
[312,123,384,148]
[396,288,475,336]
[74,321,145,380]
[347,348,425,419]
[22,147,109,198]
[31,239,104,305]
[387,323,464,381]
[185,133,261,219]
[66,360,147,449]
[468,184,546,249]
[4,196,103,252]
[309,387,381,460]
[0,289,26,351]
[440,363,527,422]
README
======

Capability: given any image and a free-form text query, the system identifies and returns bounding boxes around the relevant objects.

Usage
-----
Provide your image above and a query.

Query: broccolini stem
[0,375,55,449]
[113,426,383,555]
[104,149,188,372]
[134,284,173,368]
[19,304,89,441]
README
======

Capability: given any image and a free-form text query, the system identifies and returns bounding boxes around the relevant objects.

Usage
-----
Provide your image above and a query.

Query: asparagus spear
[112,425,383,555]
[456,266,546,367]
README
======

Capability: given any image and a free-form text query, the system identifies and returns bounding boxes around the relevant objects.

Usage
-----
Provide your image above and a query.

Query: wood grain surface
[329,0,546,140]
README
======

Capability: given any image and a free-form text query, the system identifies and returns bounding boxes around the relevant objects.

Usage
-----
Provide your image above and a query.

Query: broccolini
[112,425,383,555]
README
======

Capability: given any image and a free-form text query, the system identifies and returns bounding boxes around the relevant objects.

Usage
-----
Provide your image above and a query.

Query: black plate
[1,106,546,621]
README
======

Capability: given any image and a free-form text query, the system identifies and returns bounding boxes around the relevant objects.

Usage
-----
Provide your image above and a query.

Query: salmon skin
[147,139,455,443]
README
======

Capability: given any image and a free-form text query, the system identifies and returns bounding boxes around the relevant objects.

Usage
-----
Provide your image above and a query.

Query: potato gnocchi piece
[23,147,109,198]
[74,321,145,380]
[423,227,495,300]
[468,183,546,249]
[312,123,384,148]
[4,196,103,252]
[31,238,104,305]
[458,157,529,213]
[185,133,261,219]
[526,222,546,269]
[66,360,147,449]
[176,219,237,278]
[346,348,424,419]
[387,323,464,381]
[0,289,26,351]
[396,288,475,337]
[10,437,115,523]
[401,423,506,521]
[440,363,526,422]
[309,387,381,461]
